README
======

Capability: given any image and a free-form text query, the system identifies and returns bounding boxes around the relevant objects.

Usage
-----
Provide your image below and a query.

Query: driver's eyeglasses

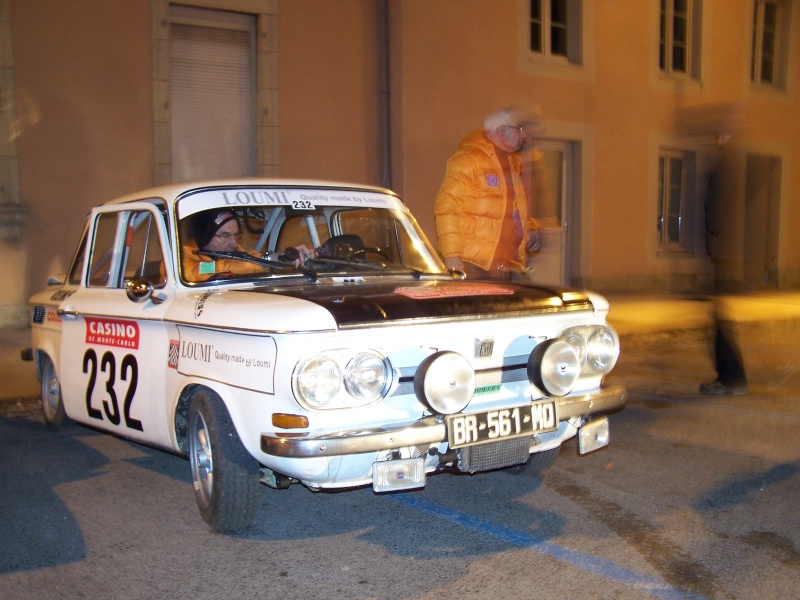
[214,232,243,241]
[500,125,524,135]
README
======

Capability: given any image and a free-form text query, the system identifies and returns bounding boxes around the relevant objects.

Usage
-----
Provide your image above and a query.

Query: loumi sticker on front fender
[175,326,277,394]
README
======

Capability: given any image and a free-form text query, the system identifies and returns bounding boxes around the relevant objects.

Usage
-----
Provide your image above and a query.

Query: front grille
[457,436,531,473]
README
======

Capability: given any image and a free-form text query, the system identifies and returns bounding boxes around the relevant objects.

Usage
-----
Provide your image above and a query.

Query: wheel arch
[174,383,204,455]
[174,383,230,456]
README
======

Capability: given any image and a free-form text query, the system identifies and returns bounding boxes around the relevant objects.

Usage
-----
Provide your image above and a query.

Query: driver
[182,208,313,282]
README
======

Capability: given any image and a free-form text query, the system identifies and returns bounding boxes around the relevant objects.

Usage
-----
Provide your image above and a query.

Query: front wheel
[40,355,67,428]
[188,390,260,533]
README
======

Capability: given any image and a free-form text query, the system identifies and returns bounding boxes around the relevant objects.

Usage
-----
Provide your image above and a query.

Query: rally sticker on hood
[394,284,514,299]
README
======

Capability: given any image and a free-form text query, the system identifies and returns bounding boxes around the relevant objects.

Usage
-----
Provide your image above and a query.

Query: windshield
[176,186,446,284]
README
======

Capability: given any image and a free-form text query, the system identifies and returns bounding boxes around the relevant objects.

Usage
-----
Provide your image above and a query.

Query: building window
[151,1,278,185]
[528,0,582,64]
[170,6,256,182]
[0,0,28,240]
[751,0,790,89]
[658,150,691,250]
[659,0,702,79]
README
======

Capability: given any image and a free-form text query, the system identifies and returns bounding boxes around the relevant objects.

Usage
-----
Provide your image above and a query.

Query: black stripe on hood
[249,280,593,328]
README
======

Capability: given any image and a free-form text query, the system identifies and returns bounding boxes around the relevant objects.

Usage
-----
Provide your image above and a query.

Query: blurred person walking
[434,106,541,280]
[696,105,749,396]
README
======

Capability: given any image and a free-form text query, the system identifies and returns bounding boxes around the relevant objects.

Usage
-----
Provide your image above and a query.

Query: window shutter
[170,8,256,182]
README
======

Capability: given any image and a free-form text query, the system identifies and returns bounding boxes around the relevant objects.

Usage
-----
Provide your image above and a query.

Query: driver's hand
[445,257,465,272]
[293,244,314,267]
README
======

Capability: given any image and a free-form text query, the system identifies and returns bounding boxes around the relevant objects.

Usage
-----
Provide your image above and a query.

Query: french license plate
[446,400,558,449]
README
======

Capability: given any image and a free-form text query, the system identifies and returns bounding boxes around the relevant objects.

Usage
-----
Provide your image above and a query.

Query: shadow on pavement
[0,417,107,573]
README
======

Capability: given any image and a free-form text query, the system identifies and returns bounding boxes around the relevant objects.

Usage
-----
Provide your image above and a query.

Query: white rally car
[26,179,626,532]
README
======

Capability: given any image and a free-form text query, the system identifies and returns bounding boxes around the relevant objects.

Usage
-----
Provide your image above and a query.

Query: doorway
[522,140,573,286]
[744,154,781,288]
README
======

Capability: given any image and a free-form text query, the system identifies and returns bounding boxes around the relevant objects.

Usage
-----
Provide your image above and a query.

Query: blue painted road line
[391,494,706,600]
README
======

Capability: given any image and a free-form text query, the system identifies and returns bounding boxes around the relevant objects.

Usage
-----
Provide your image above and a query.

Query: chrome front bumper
[261,383,626,459]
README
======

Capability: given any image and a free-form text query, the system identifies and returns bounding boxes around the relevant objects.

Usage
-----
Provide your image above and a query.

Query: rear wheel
[506,446,560,475]
[40,355,66,428]
[188,389,260,533]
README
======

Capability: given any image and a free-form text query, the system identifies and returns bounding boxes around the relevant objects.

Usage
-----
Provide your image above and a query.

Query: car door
[58,202,175,449]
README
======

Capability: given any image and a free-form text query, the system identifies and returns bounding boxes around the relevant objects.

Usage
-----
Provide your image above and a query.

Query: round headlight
[295,355,341,408]
[414,351,475,415]
[564,332,588,367]
[587,328,619,373]
[344,352,389,401]
[528,338,580,396]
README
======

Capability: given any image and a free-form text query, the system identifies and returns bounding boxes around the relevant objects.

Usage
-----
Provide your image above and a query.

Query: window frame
[657,149,695,253]
[524,0,583,66]
[169,5,258,182]
[658,0,703,80]
[151,0,278,184]
[750,0,790,89]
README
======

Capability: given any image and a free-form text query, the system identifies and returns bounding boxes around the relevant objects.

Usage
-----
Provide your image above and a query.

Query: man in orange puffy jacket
[434,106,541,280]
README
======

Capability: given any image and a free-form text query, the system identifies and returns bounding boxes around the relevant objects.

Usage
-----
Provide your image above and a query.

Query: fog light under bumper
[578,416,610,454]
[373,458,425,492]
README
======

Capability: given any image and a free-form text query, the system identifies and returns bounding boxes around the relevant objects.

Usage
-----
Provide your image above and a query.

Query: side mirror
[125,278,164,304]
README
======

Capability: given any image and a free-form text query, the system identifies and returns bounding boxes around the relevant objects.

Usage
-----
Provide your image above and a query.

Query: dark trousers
[714,316,747,386]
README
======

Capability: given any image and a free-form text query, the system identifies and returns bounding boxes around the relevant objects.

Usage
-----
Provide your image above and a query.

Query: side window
[122,211,167,288]
[67,230,88,285]
[87,209,167,289]
[88,213,120,287]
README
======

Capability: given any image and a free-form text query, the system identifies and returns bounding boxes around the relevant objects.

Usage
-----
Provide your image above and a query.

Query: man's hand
[293,244,314,267]
[525,230,541,253]
[445,257,465,272]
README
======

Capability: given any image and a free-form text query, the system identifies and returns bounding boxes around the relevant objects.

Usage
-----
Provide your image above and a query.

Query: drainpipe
[378,0,392,189]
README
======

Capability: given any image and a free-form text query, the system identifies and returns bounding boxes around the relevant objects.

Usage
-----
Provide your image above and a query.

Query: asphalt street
[1,292,799,599]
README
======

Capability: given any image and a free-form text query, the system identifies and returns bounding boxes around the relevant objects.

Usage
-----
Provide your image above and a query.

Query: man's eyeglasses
[500,124,524,135]
[214,232,243,241]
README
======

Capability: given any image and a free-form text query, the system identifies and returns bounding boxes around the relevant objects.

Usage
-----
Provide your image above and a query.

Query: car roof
[100,178,399,207]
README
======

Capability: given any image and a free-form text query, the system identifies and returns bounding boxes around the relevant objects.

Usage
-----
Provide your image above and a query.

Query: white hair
[483,107,519,132]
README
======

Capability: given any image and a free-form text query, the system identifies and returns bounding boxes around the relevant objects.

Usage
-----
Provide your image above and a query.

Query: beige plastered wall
[9,0,154,327]
[389,0,800,292]
[4,0,800,329]
[7,0,384,327]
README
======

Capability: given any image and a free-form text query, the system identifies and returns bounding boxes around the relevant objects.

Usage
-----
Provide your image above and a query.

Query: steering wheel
[351,247,389,260]
[205,271,235,282]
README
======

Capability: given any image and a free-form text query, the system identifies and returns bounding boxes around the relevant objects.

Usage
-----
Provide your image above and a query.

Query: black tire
[40,355,67,429]
[505,446,560,475]
[188,389,260,533]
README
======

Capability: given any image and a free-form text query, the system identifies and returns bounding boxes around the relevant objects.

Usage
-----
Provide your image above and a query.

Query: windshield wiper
[194,249,317,279]
[307,256,390,271]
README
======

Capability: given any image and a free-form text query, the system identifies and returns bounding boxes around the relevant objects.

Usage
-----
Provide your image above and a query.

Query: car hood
[245,279,593,329]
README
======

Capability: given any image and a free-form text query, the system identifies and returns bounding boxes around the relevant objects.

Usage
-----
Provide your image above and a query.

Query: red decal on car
[394,284,514,299]
[85,317,140,349]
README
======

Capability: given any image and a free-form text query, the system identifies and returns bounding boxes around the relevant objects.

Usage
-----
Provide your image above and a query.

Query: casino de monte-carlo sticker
[85,317,140,349]
[175,325,277,394]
